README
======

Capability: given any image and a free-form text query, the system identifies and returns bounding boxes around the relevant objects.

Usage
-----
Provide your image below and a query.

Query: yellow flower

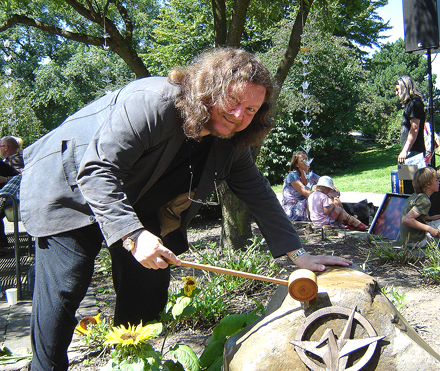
[301,46,311,53]
[104,322,162,347]
[75,313,102,336]
[182,276,197,296]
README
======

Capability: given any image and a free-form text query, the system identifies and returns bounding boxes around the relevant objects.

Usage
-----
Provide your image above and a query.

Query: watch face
[123,239,134,251]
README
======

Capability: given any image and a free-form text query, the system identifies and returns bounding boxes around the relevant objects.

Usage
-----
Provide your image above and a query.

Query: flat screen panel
[369,193,410,240]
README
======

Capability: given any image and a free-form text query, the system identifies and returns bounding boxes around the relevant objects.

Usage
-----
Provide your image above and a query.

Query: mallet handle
[179,260,288,286]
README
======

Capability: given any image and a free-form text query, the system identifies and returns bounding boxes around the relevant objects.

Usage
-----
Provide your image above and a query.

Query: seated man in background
[0,136,23,256]
[400,167,440,247]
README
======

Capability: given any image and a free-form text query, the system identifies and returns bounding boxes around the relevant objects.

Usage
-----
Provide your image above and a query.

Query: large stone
[224,266,440,371]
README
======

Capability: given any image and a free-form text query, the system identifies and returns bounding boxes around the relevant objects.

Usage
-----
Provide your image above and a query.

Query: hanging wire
[2,38,16,133]
[102,13,112,95]
[298,1,313,171]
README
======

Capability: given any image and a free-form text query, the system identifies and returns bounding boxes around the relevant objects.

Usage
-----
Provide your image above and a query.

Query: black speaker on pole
[403,0,439,53]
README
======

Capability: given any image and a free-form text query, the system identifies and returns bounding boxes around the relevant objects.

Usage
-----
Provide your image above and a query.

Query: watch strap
[122,229,144,251]
[289,248,307,261]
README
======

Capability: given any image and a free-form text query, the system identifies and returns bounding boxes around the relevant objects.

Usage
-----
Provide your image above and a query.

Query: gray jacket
[20,77,301,257]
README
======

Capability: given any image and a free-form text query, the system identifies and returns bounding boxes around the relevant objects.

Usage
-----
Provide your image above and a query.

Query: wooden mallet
[176,260,318,302]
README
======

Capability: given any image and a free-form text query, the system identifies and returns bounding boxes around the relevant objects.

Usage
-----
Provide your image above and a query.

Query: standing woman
[395,76,426,164]
[282,151,320,221]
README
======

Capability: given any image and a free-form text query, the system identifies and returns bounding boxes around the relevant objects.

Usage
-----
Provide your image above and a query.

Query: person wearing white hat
[308,176,368,230]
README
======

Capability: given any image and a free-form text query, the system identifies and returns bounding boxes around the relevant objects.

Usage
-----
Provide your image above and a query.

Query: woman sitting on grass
[282,151,320,221]
[400,167,440,247]
[308,176,368,230]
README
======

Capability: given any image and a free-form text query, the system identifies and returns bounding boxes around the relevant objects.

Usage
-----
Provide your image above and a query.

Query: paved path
[0,191,386,370]
[0,220,99,370]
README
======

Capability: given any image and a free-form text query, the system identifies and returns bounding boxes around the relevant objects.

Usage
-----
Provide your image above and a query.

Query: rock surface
[224,266,440,371]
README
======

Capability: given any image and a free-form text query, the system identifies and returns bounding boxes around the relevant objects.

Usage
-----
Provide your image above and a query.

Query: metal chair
[0,190,23,299]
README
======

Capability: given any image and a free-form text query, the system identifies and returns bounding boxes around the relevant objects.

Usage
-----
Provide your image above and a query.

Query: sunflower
[104,322,162,347]
[75,313,102,336]
[182,276,197,296]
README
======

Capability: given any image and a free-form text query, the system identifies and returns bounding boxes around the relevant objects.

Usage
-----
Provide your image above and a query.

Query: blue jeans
[30,224,170,371]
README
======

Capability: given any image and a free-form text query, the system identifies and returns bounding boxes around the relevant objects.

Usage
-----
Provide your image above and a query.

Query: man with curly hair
[21,48,352,370]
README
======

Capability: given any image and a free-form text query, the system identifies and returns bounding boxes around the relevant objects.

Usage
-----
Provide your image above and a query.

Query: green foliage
[180,237,278,323]
[365,38,433,145]
[259,17,373,184]
[370,236,419,265]
[381,285,406,309]
[421,240,440,283]
[96,248,113,277]
[143,0,214,76]
[199,313,259,370]
[0,346,32,365]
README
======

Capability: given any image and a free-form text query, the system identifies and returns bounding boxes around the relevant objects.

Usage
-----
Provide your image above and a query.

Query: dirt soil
[70,217,440,370]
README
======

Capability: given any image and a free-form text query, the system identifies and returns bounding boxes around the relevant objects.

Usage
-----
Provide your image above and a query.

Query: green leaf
[171,296,192,318]
[211,313,259,342]
[180,305,196,317]
[119,358,146,371]
[205,356,223,371]
[169,344,200,371]
[199,338,226,369]
[163,360,185,371]
[0,347,12,357]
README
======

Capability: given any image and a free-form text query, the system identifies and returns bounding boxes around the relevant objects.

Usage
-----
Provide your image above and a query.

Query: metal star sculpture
[291,306,385,371]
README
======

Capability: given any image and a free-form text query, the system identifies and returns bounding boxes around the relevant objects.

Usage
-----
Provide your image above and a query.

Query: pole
[427,48,436,168]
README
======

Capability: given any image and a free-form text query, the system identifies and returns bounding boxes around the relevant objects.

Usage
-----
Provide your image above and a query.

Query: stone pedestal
[224,266,440,371]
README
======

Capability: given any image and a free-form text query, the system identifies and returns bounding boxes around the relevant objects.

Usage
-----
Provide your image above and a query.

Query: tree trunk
[218,1,313,250]
[219,182,253,251]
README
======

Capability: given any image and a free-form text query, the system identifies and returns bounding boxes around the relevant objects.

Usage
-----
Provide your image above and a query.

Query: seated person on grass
[308,176,368,231]
[400,167,440,247]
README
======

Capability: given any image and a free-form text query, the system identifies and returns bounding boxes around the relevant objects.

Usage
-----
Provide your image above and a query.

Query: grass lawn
[272,142,400,194]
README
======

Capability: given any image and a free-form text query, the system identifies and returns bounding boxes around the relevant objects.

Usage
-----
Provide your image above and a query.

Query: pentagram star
[291,306,385,371]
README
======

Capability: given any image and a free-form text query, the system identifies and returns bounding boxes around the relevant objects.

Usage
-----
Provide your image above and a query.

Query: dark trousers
[30,224,170,371]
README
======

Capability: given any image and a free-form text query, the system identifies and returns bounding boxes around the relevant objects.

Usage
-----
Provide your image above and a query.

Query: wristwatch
[288,248,307,261]
[122,229,144,251]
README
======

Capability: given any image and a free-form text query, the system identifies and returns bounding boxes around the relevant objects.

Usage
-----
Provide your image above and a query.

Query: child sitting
[400,167,440,247]
[308,176,368,230]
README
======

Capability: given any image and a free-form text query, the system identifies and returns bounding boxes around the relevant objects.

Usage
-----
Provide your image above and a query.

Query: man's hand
[293,253,352,272]
[398,149,408,164]
[130,230,181,269]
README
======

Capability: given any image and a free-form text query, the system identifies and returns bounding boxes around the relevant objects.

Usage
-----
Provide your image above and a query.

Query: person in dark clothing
[395,75,426,164]
[20,48,352,371]
[0,136,23,256]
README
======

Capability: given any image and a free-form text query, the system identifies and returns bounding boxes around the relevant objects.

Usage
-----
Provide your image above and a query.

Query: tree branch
[273,0,314,101]
[211,0,227,46]
[226,0,251,47]
[113,0,133,42]
[0,14,103,46]
[64,0,100,23]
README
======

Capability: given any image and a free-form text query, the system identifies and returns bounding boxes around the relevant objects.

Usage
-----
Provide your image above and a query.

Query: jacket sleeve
[76,85,178,246]
[225,147,303,258]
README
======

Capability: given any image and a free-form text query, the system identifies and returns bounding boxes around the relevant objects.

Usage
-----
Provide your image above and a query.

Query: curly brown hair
[168,47,275,148]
